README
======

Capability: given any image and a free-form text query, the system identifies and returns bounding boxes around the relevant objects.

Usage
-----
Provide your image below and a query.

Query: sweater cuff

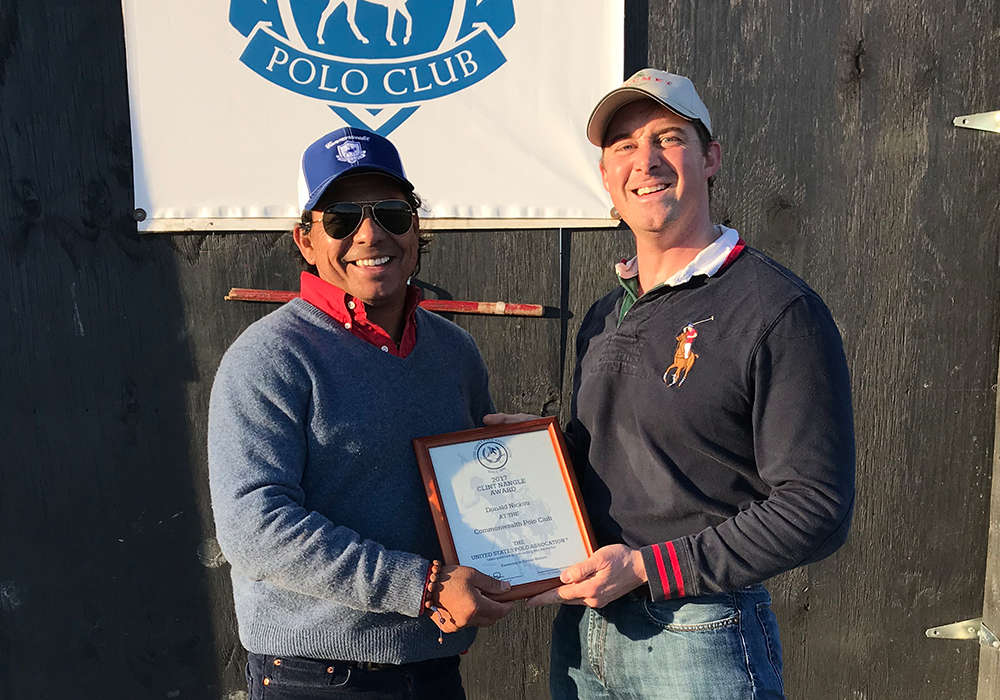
[398,557,430,618]
[640,540,696,601]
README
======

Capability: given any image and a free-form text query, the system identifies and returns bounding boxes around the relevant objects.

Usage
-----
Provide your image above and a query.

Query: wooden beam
[225,288,544,317]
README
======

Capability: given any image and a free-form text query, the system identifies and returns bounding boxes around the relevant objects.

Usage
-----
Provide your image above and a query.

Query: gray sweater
[208,298,493,663]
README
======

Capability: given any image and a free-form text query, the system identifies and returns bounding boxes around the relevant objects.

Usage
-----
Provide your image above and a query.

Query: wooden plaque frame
[412,417,596,602]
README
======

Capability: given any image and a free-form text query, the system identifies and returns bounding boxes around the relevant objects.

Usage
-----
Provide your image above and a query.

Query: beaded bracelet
[418,560,437,612]
[422,559,448,643]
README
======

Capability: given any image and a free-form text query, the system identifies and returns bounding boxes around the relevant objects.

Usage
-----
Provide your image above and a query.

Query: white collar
[615,225,741,287]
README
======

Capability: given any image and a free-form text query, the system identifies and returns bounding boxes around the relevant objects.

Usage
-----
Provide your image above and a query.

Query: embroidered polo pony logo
[663,316,714,386]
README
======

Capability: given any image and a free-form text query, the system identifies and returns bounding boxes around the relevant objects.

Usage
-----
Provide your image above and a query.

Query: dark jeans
[247,652,466,699]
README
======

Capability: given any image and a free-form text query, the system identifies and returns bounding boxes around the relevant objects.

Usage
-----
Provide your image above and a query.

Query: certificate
[413,417,596,601]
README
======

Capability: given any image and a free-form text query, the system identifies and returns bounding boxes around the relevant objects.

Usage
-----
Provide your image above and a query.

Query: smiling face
[600,99,720,240]
[293,173,418,309]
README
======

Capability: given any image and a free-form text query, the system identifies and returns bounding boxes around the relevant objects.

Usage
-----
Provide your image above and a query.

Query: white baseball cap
[586,68,713,146]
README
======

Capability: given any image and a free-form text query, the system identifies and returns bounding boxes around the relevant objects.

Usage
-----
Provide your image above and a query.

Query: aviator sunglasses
[315,199,415,240]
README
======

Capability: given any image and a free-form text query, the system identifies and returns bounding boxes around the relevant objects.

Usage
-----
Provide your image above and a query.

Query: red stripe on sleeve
[651,543,671,598]
[665,542,685,598]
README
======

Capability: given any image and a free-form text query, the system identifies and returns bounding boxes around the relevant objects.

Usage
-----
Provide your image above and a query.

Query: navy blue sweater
[566,246,855,600]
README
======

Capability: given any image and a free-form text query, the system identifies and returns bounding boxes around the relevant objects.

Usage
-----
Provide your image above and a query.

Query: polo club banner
[122,1,624,231]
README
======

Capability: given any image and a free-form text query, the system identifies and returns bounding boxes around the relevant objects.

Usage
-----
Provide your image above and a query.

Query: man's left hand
[525,544,647,608]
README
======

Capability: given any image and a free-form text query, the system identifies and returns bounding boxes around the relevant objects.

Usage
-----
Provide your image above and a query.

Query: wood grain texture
[419,229,563,421]
[0,3,236,697]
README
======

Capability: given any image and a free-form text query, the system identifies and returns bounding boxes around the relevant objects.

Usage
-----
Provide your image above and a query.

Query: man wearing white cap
[209,126,512,699]
[488,69,855,698]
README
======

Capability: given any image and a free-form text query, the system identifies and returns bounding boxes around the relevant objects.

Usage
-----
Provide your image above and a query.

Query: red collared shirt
[299,271,420,358]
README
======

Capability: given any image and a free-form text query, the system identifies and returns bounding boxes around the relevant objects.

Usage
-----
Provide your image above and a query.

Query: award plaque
[413,417,596,602]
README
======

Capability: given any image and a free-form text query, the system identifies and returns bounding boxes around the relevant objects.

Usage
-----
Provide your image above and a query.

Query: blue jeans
[246,653,465,699]
[550,585,784,699]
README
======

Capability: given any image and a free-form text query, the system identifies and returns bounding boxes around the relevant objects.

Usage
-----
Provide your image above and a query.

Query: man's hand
[483,412,542,425]
[430,565,513,633]
[525,545,647,609]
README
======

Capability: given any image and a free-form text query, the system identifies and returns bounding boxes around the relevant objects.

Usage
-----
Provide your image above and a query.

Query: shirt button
[344,322,352,330]
[381,345,389,352]
[347,301,356,309]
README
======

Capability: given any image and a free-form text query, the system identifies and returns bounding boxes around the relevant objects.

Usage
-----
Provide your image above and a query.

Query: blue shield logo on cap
[335,139,366,164]
[229,0,516,135]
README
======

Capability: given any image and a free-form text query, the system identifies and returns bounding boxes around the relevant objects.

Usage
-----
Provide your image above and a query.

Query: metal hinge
[953,111,1000,133]
[925,618,1000,649]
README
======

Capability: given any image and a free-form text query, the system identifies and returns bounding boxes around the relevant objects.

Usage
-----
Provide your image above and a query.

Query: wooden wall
[1,0,998,698]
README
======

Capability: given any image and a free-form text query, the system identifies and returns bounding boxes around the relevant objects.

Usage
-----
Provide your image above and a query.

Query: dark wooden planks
[0,3,227,697]
[418,229,563,421]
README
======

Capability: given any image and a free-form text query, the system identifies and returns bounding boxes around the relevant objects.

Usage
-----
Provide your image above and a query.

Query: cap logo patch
[628,75,671,86]
[336,140,367,164]
[663,316,714,387]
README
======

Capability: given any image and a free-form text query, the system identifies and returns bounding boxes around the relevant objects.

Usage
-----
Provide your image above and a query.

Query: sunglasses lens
[373,200,414,235]
[322,203,364,239]
[321,200,413,238]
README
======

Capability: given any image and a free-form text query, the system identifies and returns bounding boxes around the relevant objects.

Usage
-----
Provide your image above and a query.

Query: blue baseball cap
[297,127,414,211]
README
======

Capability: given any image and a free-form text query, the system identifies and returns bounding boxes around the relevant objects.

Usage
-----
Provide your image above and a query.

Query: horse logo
[317,0,413,47]
[662,316,713,387]
[228,0,516,135]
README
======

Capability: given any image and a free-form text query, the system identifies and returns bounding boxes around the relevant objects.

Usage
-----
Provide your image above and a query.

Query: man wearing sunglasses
[209,127,512,699]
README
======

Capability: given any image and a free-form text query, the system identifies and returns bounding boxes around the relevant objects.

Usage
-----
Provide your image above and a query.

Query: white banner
[122,1,624,231]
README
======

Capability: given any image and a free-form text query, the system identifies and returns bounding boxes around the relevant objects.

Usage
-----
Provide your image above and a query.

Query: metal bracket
[925,618,1000,649]
[953,111,1000,133]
